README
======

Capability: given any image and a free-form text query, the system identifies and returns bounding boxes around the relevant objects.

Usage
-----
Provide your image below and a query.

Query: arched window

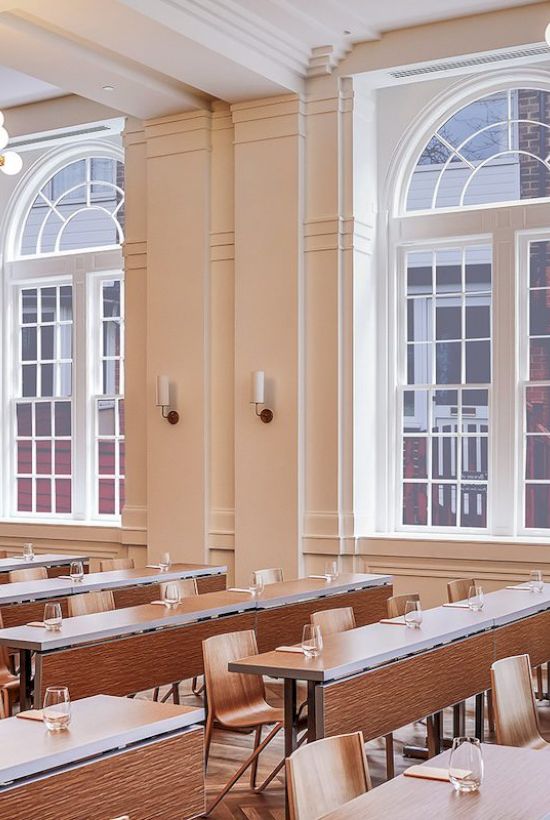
[4,143,125,522]
[375,77,550,539]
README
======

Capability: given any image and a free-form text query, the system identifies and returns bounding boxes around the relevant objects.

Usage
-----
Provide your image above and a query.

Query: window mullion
[72,268,87,520]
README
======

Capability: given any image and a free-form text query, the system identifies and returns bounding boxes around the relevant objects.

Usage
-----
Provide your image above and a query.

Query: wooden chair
[491,654,549,749]
[286,732,371,820]
[100,558,135,572]
[153,578,201,702]
[68,590,115,617]
[0,613,18,718]
[0,550,6,559]
[202,629,293,814]
[8,567,47,582]
[447,577,476,603]
[387,592,420,619]
[310,606,394,779]
[253,567,283,585]
[159,578,198,599]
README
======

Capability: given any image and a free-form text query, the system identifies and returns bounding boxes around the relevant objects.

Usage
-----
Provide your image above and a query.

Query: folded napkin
[146,564,161,569]
[308,575,329,580]
[26,621,46,628]
[442,602,470,609]
[505,585,532,590]
[379,618,407,625]
[404,765,471,782]
[57,575,74,580]
[17,709,44,721]
[275,645,304,654]
[150,600,171,607]
[228,587,254,594]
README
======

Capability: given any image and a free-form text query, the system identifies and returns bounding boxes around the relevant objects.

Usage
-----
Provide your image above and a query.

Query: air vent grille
[10,124,112,150]
[390,44,550,79]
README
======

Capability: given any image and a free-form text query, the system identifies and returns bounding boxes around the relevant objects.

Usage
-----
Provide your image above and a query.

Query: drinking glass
[23,542,34,562]
[43,602,62,631]
[162,582,180,608]
[529,569,544,593]
[324,560,338,582]
[69,561,84,582]
[449,736,483,792]
[468,585,484,612]
[301,624,323,658]
[159,552,171,572]
[42,686,71,732]
[249,573,264,599]
[404,599,423,629]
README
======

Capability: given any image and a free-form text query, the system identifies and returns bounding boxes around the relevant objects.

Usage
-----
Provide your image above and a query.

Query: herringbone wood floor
[141,679,550,819]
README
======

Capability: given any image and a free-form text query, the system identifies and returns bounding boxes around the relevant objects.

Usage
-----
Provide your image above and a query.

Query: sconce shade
[251,370,265,404]
[156,375,170,407]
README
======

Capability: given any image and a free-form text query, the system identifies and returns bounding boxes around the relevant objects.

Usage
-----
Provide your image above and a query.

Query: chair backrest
[447,577,475,603]
[202,630,267,725]
[159,578,198,599]
[491,654,546,749]
[100,558,135,572]
[253,567,283,585]
[9,566,47,582]
[286,732,371,820]
[310,607,356,637]
[68,590,115,617]
[0,550,6,560]
[387,593,420,619]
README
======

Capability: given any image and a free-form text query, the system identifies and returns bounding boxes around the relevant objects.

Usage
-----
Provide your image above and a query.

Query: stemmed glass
[42,686,71,732]
[23,543,34,562]
[301,625,323,658]
[404,600,423,629]
[159,552,171,572]
[70,561,84,582]
[529,570,544,593]
[162,582,180,608]
[249,574,264,599]
[449,737,483,792]
[468,585,484,612]
[324,560,338,582]
[43,602,62,631]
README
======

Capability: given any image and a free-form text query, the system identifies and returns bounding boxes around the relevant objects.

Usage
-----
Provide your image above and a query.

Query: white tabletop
[0,554,89,574]
[0,695,204,785]
[0,564,228,605]
[255,573,392,609]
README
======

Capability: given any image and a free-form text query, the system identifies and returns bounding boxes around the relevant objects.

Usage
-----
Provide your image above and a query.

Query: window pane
[41,287,56,322]
[465,301,490,339]
[432,389,458,433]
[118,399,125,436]
[17,441,32,474]
[461,484,487,527]
[103,280,121,317]
[462,389,489,432]
[22,289,37,324]
[526,436,550,480]
[54,401,71,436]
[41,326,54,360]
[436,300,461,340]
[40,363,54,397]
[403,438,427,479]
[466,341,490,383]
[54,440,71,475]
[432,437,457,479]
[530,338,550,380]
[22,327,37,361]
[402,483,427,525]
[432,483,457,526]
[98,440,115,475]
[525,484,550,528]
[17,478,32,512]
[465,247,492,292]
[462,436,488,480]
[55,479,71,513]
[403,389,429,433]
[530,241,550,288]
[16,403,32,437]
[407,251,432,294]
[98,400,115,435]
[436,342,461,383]
[526,386,550,433]
[530,288,550,336]
[436,249,461,293]
[60,286,72,321]
[36,478,51,513]
[36,441,51,475]
[408,298,433,342]
[35,403,51,437]
[119,441,125,474]
[22,365,37,397]
[60,325,72,358]
[408,343,432,385]
[98,479,115,515]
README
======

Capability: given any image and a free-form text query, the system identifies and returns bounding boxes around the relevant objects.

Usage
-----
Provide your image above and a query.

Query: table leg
[307,681,317,743]
[453,702,466,738]
[20,649,33,710]
[284,679,298,757]
[475,692,485,742]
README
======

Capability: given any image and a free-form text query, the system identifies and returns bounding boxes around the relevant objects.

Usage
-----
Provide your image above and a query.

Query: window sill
[359,532,550,545]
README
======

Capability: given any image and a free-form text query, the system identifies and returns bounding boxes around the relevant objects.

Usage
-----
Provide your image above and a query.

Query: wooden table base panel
[197,574,227,594]
[0,728,204,820]
[493,611,550,668]
[36,611,256,704]
[318,632,493,743]
[256,585,392,652]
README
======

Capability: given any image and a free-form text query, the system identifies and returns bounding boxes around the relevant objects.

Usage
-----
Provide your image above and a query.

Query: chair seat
[219,703,284,730]
[0,673,18,690]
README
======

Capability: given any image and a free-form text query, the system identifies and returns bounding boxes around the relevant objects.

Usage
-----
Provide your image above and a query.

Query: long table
[0,563,228,628]
[0,695,205,819]
[229,583,550,758]
[319,744,550,819]
[0,553,90,583]
[0,573,392,709]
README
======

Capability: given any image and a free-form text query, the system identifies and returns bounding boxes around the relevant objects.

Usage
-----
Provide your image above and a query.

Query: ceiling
[0,0,544,119]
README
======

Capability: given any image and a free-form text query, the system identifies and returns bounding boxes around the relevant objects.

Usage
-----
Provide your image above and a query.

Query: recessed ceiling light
[102,85,115,92]
[343,29,351,35]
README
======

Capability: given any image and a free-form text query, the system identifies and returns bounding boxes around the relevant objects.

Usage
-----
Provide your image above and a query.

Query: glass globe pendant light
[0,111,22,177]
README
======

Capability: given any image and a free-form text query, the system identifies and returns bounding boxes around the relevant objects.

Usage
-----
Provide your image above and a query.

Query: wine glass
[162,582,180,608]
[42,686,71,732]
[404,599,423,629]
[23,542,34,562]
[301,624,323,658]
[529,569,544,593]
[70,561,84,582]
[159,552,171,572]
[43,602,62,631]
[449,737,483,792]
[324,560,338,582]
[468,585,484,612]
[249,573,264,599]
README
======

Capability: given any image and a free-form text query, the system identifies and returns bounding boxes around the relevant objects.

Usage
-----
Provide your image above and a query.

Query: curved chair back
[159,578,198,599]
[202,630,267,725]
[286,732,371,820]
[387,593,420,619]
[0,551,6,560]
[68,590,115,617]
[100,558,135,572]
[491,654,547,749]
[310,607,355,637]
[447,577,475,603]
[9,567,47,582]
[253,568,283,585]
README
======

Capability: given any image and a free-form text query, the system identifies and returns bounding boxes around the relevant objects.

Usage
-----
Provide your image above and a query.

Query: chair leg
[249,725,262,788]
[536,666,544,700]
[385,733,395,780]
[486,689,495,735]
[204,710,214,769]
[204,723,282,816]
[254,729,307,793]
[192,676,205,696]
[152,687,160,702]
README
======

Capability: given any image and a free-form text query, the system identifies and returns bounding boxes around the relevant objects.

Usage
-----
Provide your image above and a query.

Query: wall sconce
[250,371,273,423]
[156,375,180,425]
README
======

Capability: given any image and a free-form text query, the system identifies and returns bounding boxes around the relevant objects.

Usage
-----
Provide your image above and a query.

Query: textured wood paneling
[493,611,550,667]
[37,612,256,703]
[197,574,227,593]
[0,728,204,820]
[320,632,493,743]
[0,597,71,628]
[256,586,391,652]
